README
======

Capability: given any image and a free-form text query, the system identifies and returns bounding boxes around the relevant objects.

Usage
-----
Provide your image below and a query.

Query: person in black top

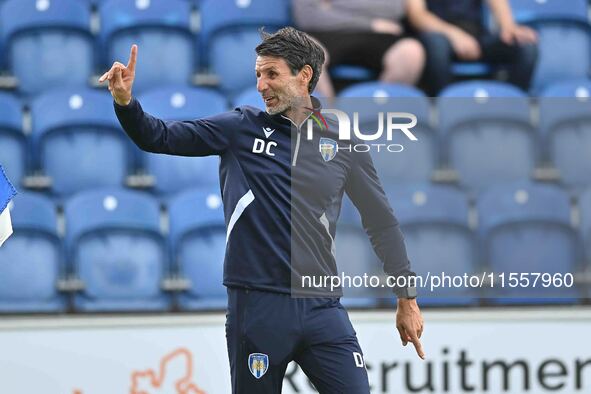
[408,0,538,95]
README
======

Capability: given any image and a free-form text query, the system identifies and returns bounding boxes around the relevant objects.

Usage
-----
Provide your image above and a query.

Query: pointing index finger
[127,44,138,73]
[409,332,425,360]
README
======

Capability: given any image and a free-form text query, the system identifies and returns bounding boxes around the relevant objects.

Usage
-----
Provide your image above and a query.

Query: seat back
[438,81,534,192]
[138,86,227,194]
[539,80,591,189]
[30,88,130,196]
[339,82,435,184]
[64,188,168,311]
[100,0,194,92]
[200,0,290,95]
[387,183,478,305]
[532,24,591,92]
[336,196,383,304]
[478,183,581,302]
[509,0,588,24]
[509,0,591,92]
[0,0,93,95]
[0,93,25,186]
[0,192,65,312]
[168,187,227,309]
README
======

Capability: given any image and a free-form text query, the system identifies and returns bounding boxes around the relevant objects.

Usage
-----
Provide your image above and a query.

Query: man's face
[255,56,307,115]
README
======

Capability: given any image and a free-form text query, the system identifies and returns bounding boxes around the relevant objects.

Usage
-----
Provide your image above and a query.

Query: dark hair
[255,27,325,94]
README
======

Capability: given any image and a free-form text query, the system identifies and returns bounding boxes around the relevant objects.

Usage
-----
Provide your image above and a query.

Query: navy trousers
[225,288,371,393]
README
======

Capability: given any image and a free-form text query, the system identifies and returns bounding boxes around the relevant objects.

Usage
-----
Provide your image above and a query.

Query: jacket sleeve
[114,98,235,156]
[344,149,416,297]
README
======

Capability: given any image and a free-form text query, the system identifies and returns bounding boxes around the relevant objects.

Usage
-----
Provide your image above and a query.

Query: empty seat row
[2,182,591,313]
[339,80,591,192]
[338,182,591,307]
[1,0,591,96]
[0,86,224,196]
[0,187,227,312]
[232,80,591,193]
[0,0,202,4]
[3,79,591,197]
[0,0,289,95]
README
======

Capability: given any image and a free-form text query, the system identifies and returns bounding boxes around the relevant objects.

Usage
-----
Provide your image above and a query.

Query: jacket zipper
[292,129,301,166]
[281,113,312,167]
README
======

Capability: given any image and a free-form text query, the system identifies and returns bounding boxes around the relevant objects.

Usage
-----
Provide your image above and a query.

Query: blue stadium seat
[0,93,25,187]
[0,0,93,95]
[0,193,66,313]
[478,182,582,303]
[30,88,131,196]
[338,83,436,185]
[438,81,535,193]
[539,79,591,189]
[338,82,427,99]
[168,187,227,310]
[510,0,588,22]
[330,65,376,82]
[451,62,493,77]
[232,86,265,109]
[200,0,291,96]
[81,0,109,5]
[509,0,591,92]
[64,188,170,311]
[541,79,591,98]
[138,86,226,194]
[99,0,194,92]
[386,184,479,306]
[335,196,382,307]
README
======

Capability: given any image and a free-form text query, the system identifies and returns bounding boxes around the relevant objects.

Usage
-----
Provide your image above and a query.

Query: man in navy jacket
[100,27,424,393]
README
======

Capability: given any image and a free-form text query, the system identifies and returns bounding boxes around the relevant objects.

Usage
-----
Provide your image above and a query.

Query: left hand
[500,23,538,45]
[396,298,425,359]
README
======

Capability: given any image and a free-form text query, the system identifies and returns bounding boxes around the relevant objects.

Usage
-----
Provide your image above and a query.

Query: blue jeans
[420,31,538,95]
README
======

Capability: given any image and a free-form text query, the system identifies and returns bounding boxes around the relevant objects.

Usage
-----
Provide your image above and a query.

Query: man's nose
[257,77,268,93]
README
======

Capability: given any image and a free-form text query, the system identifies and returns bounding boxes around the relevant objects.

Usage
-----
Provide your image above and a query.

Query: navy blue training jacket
[114,97,414,297]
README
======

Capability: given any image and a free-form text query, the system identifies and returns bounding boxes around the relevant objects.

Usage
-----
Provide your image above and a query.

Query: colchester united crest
[248,353,269,379]
[319,137,337,162]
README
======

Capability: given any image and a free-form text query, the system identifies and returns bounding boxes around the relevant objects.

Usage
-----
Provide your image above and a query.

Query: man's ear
[300,65,313,89]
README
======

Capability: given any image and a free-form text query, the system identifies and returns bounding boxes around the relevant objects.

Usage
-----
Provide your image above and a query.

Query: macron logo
[262,127,275,139]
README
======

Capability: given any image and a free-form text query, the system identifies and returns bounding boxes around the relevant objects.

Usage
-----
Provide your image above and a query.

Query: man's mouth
[263,96,277,106]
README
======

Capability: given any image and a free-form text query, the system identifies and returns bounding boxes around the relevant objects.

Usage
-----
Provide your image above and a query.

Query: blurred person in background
[407,0,538,95]
[293,0,425,97]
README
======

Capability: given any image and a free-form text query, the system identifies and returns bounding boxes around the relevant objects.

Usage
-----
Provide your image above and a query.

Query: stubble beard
[265,84,303,116]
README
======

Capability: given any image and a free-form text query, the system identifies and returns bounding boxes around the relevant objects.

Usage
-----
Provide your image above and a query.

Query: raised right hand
[99,44,137,106]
